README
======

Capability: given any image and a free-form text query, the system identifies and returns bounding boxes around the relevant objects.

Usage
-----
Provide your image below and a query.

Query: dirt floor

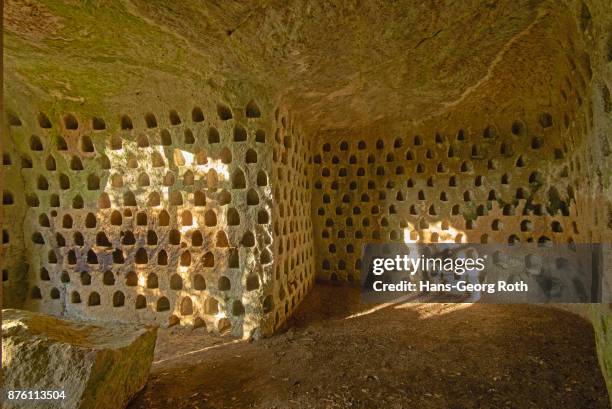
[127,285,610,409]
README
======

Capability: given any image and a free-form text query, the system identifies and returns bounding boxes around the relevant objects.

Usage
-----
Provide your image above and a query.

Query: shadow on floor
[128,284,611,409]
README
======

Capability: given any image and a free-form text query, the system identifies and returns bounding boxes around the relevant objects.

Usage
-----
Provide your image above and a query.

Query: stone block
[2,309,157,409]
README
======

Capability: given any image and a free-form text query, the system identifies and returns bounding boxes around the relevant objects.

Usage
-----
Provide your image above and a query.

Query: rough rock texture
[1,97,314,339]
[2,1,318,339]
[1,309,157,409]
[1,0,611,401]
[1,0,555,133]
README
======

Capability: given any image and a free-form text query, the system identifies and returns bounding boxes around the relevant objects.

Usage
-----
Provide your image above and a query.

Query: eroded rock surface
[2,309,157,409]
[1,0,611,403]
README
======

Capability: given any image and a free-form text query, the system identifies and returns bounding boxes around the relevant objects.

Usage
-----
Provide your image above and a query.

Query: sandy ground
[127,285,610,409]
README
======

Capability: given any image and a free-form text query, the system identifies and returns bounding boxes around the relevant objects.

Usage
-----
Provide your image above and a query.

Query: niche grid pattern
[311,113,586,283]
[3,36,608,325]
[2,101,291,335]
[304,24,606,284]
[269,108,315,331]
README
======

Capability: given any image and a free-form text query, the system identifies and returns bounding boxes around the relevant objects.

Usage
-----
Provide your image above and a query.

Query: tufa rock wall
[2,100,314,338]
